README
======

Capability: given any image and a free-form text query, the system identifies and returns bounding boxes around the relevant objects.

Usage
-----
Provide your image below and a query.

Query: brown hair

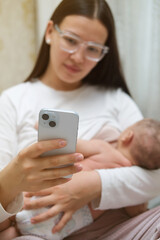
[25,0,130,95]
[130,119,160,170]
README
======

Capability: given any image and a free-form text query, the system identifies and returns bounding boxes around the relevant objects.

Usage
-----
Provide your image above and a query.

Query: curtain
[107,0,160,120]
[0,0,36,92]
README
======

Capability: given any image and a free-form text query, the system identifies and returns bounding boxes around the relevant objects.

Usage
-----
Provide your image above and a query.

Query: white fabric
[0,79,156,223]
[96,167,160,210]
[16,203,92,240]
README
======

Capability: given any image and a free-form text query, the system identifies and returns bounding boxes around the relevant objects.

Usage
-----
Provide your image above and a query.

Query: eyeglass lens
[60,34,105,61]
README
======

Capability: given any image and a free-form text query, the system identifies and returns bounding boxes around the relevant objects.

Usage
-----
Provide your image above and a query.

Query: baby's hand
[0,226,19,240]
[0,218,19,240]
[0,219,11,232]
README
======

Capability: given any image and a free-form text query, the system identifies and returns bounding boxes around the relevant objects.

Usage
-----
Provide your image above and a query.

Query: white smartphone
[38,108,79,177]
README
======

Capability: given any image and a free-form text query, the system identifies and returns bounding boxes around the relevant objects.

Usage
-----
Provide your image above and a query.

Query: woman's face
[45,15,108,90]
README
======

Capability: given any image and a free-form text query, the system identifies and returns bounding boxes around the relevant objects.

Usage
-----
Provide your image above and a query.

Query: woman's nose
[70,45,86,63]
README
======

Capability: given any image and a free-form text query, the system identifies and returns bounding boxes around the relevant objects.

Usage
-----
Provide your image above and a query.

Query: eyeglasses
[55,24,109,62]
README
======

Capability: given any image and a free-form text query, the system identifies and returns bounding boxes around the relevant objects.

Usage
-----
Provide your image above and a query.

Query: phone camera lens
[42,114,49,120]
[49,121,56,127]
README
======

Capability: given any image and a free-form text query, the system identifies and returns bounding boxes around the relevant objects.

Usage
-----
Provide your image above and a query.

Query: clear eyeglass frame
[54,24,109,62]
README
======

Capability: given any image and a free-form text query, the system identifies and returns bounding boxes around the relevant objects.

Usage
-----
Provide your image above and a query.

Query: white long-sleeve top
[0,80,159,222]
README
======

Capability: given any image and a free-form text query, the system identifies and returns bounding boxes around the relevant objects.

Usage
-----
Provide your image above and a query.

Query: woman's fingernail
[75,164,83,172]
[75,153,84,161]
[59,140,67,147]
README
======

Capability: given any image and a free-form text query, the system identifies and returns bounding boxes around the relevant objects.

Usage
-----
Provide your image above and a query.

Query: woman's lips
[64,64,81,73]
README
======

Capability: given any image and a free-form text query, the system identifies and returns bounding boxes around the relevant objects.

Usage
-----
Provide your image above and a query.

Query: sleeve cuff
[0,193,23,222]
[91,170,102,210]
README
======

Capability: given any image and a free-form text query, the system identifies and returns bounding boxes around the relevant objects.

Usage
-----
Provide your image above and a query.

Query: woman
[1,0,160,239]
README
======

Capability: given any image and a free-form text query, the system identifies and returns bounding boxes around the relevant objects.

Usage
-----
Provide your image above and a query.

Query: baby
[1,118,160,240]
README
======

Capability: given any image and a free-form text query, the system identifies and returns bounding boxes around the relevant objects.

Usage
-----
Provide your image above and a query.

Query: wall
[0,0,36,91]
[35,0,61,49]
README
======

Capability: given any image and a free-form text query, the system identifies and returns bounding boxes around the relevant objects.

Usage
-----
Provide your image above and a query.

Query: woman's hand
[23,171,101,233]
[77,139,131,170]
[0,139,83,209]
[22,138,130,233]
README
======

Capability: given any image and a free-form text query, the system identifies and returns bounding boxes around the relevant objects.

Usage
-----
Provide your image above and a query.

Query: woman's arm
[96,166,160,210]
[23,167,160,233]
[23,144,160,230]
[0,139,83,222]
[93,90,160,209]
[0,91,83,222]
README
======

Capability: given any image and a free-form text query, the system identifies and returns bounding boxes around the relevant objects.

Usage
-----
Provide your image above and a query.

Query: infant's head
[118,119,160,170]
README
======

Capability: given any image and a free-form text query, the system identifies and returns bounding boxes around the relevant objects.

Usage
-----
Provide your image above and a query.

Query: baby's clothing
[16,202,93,240]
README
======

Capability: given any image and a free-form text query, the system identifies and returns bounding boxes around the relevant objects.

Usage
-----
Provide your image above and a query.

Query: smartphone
[38,108,79,177]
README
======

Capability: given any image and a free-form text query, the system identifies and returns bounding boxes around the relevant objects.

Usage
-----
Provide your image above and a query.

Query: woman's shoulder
[1,81,32,97]
[83,85,124,96]
[0,80,40,100]
[80,86,132,109]
[103,88,137,106]
[104,88,129,98]
[97,87,130,104]
[0,81,38,110]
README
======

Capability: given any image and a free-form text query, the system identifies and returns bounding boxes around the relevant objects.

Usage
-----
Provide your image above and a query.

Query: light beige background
[0,0,36,91]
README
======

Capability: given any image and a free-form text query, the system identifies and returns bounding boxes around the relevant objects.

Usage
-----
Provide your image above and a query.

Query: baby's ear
[121,130,134,145]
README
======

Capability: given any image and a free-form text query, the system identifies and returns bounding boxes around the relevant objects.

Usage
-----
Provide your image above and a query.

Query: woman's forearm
[0,165,21,210]
[0,165,23,223]
[0,139,83,211]
[96,166,160,210]
[71,170,102,205]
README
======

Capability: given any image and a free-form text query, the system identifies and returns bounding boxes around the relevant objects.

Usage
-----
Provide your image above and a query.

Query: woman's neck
[40,66,82,91]
[41,77,82,91]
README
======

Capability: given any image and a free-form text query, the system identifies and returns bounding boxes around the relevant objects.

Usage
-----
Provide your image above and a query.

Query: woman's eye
[88,46,99,53]
[64,36,77,45]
